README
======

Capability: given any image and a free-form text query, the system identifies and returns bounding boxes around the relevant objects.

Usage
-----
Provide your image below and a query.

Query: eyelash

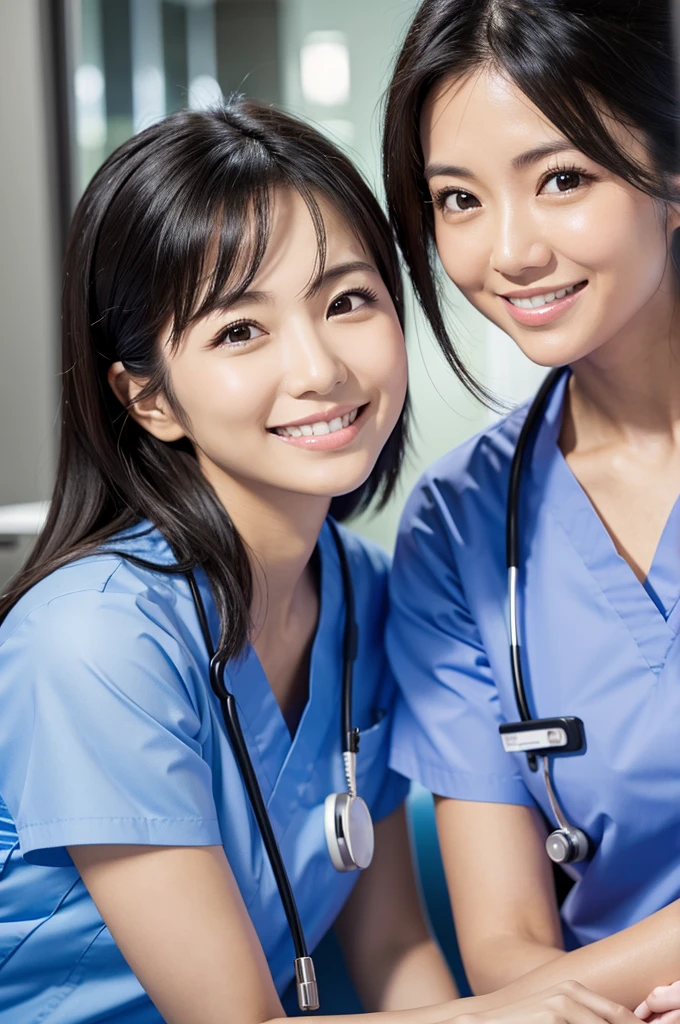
[212,318,264,349]
[327,286,379,316]
[539,163,597,193]
[211,286,379,348]
[431,163,597,213]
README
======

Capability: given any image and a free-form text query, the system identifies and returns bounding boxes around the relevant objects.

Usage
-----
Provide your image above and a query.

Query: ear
[666,177,680,233]
[107,362,185,443]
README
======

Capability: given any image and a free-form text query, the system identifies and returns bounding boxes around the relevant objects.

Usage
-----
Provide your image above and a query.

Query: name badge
[499,717,585,756]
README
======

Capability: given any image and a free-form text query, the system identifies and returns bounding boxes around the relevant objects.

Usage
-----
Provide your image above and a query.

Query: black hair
[1,100,409,661]
[383,0,680,402]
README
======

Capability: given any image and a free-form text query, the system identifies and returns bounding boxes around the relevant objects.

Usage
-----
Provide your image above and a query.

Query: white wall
[0,0,60,584]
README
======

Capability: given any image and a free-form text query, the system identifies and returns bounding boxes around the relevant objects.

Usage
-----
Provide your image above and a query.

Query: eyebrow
[208,261,379,315]
[305,259,379,297]
[424,142,578,182]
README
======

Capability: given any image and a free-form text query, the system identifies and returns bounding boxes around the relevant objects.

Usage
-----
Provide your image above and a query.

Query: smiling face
[421,69,680,368]
[139,188,407,511]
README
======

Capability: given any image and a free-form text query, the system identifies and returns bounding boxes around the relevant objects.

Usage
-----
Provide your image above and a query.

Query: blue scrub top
[0,519,407,1024]
[388,372,680,950]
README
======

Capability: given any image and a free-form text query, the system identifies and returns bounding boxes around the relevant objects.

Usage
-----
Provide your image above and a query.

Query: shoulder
[0,523,181,653]
[400,402,529,541]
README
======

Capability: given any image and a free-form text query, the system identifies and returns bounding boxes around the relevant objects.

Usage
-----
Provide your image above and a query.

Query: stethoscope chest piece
[324,790,375,872]
[545,824,589,864]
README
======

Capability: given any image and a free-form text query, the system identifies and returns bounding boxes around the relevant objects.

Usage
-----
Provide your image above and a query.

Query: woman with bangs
[0,99,641,1024]
[383,0,680,1019]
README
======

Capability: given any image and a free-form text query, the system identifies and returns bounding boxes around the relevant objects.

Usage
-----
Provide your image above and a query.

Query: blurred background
[0,0,548,1012]
[0,0,545,581]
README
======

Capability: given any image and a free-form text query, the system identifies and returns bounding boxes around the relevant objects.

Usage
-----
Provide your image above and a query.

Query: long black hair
[0,100,409,660]
[383,0,680,402]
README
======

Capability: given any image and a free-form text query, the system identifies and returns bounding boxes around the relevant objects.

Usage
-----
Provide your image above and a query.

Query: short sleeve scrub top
[388,372,680,950]
[0,519,407,1023]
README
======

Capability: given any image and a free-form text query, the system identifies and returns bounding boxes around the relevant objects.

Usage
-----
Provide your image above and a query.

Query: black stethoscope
[184,517,373,1013]
[499,366,591,866]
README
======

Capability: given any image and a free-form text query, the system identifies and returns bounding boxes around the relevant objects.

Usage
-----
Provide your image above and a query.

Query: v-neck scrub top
[0,520,407,1024]
[388,372,680,950]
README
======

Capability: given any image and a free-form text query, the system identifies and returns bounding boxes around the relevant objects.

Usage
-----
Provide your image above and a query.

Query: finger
[652,1011,680,1024]
[548,981,640,1023]
[643,984,680,1015]
[553,996,635,1024]
[634,1003,651,1020]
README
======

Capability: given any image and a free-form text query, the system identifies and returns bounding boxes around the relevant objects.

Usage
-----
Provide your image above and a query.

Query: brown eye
[542,171,584,194]
[329,295,354,316]
[216,322,265,347]
[327,290,375,318]
[452,191,479,210]
[437,189,481,213]
[227,325,253,343]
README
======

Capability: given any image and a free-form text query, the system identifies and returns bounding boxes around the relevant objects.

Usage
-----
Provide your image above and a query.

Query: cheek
[434,220,488,296]
[170,358,271,436]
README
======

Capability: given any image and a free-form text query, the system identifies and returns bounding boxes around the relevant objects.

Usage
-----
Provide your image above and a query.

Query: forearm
[471,899,680,1012]
[467,933,564,993]
[365,936,459,1011]
[266,999,460,1024]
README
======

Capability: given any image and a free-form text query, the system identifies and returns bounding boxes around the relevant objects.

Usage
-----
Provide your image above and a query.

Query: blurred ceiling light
[300,32,350,107]
[75,64,104,105]
[189,74,223,110]
[75,64,106,150]
[133,66,165,132]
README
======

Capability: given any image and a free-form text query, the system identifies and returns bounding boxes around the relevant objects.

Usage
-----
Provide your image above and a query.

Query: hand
[449,980,639,1023]
[634,981,680,1023]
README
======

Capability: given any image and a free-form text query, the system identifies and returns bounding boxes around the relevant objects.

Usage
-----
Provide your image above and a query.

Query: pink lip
[268,403,360,431]
[501,281,587,326]
[270,406,366,452]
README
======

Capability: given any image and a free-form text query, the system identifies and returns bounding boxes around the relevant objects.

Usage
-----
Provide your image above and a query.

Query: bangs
[166,173,331,351]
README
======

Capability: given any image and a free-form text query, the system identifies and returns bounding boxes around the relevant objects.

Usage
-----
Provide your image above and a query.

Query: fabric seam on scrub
[389,746,534,806]
[545,503,672,674]
[0,558,127,648]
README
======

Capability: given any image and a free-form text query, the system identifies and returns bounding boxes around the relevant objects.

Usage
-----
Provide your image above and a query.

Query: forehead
[420,68,563,165]
[248,188,370,294]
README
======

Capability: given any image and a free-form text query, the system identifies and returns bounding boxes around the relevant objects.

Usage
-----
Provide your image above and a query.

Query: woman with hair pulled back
[383,0,680,1017]
[0,99,637,1024]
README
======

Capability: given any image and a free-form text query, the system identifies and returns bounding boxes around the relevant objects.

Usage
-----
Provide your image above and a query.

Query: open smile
[267,404,368,451]
[500,280,588,326]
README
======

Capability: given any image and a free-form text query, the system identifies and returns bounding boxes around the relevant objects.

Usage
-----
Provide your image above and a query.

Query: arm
[334,804,458,1012]
[69,842,458,1024]
[434,798,564,993]
[69,841,640,1024]
[435,797,680,1009]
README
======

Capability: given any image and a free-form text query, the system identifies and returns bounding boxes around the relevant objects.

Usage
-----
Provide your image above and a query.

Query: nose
[282,319,348,398]
[490,201,552,278]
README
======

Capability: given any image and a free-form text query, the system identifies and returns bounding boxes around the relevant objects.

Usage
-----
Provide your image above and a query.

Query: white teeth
[275,406,361,437]
[508,283,577,309]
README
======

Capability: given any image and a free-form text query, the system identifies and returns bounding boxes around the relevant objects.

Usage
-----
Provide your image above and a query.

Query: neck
[567,283,680,447]
[199,464,331,637]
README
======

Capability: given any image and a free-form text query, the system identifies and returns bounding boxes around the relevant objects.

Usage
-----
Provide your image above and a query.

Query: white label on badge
[501,727,568,753]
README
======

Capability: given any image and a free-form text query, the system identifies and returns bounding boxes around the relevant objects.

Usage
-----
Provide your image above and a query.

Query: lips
[500,281,588,326]
[268,404,368,452]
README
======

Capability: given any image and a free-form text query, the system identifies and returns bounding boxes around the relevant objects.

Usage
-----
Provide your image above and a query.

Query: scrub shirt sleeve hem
[369,770,411,824]
[389,746,535,806]
[18,815,223,868]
